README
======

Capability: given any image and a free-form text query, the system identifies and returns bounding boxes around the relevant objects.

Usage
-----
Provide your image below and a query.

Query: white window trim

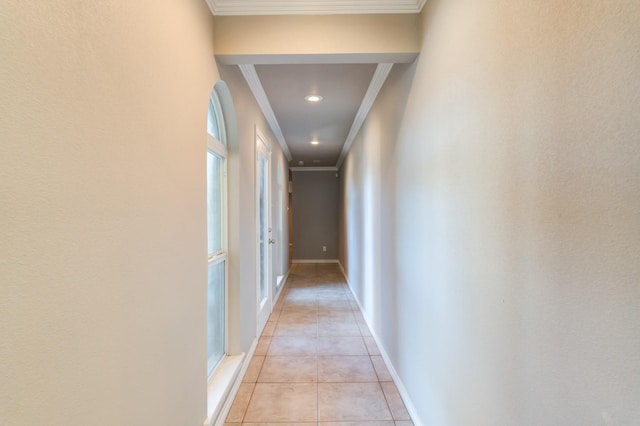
[204,352,244,426]
[207,126,229,378]
[210,90,227,147]
[205,81,246,426]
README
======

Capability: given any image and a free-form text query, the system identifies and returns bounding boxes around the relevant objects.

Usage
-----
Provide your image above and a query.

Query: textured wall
[0,1,219,425]
[340,61,416,336]
[293,171,339,260]
[340,1,640,424]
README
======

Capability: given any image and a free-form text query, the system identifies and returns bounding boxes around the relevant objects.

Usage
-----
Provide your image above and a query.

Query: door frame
[255,128,273,335]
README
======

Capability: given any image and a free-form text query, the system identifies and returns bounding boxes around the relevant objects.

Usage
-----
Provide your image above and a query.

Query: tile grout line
[240,276,283,425]
[236,263,394,425]
[378,379,397,422]
[241,275,287,425]
[316,283,320,425]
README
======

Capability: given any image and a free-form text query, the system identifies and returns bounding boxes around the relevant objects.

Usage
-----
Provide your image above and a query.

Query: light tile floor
[224,263,414,426]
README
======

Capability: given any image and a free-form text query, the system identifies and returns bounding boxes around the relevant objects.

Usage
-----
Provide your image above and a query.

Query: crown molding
[336,63,393,168]
[238,64,292,160]
[290,167,338,172]
[206,0,426,16]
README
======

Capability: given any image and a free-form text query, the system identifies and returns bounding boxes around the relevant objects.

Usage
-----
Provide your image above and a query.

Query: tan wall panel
[1,1,219,425]
[214,14,420,57]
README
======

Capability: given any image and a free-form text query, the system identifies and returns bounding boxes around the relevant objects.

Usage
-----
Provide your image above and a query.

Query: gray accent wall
[292,171,339,260]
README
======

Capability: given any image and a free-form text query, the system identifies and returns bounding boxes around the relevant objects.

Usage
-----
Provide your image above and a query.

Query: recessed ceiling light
[310,140,319,145]
[305,95,323,103]
[298,160,304,165]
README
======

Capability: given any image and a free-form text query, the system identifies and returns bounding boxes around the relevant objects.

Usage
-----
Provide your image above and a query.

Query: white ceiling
[207,0,426,16]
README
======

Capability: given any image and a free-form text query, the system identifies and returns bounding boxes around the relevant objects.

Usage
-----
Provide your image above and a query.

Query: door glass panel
[207,152,222,256]
[207,260,225,375]
[255,133,271,334]
[259,153,267,301]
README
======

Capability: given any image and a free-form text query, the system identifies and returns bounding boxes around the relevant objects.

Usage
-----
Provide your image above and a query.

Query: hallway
[224,263,413,425]
[4,2,640,424]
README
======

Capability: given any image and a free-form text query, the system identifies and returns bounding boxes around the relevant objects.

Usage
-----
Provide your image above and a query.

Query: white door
[256,131,272,333]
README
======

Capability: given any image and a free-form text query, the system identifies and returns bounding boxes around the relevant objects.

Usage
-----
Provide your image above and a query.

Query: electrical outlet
[322,246,327,252]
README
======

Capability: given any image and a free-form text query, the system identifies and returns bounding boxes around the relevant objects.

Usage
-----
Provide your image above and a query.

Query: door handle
[268,239,276,244]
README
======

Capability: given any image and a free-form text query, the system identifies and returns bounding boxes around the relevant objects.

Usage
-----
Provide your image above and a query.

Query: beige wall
[0,1,219,425]
[213,14,419,63]
[339,62,416,334]
[340,1,640,424]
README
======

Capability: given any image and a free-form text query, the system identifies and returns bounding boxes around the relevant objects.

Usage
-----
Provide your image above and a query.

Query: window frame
[206,92,229,379]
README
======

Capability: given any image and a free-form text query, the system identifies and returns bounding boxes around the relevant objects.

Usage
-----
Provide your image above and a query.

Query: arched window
[207,90,226,144]
[206,86,227,376]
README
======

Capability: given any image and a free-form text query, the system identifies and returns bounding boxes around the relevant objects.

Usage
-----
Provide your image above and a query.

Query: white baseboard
[292,259,338,264]
[273,269,289,304]
[337,261,423,426]
[337,260,348,280]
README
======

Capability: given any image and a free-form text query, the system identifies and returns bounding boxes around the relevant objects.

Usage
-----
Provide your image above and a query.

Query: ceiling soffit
[255,64,377,166]
[208,3,415,168]
[240,62,394,168]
